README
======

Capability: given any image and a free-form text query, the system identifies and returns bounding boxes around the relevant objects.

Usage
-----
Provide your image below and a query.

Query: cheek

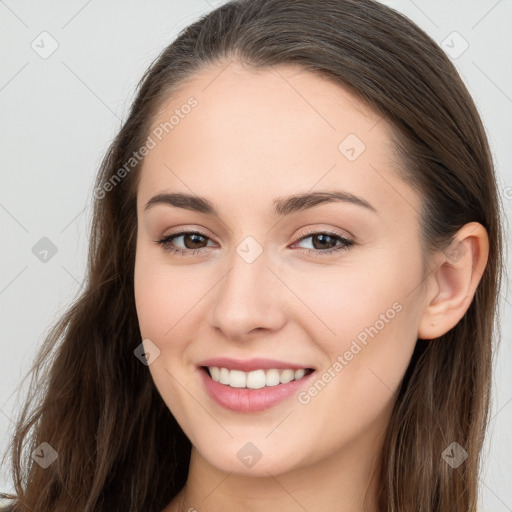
[134,261,167,340]
[296,301,418,456]
[134,249,200,343]
[286,260,404,346]
[293,252,421,398]
[134,250,199,422]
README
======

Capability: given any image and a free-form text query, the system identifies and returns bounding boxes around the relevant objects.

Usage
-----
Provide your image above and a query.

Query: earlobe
[417,222,489,340]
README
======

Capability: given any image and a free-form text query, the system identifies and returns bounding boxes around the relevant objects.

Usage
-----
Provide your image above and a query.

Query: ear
[418,222,489,340]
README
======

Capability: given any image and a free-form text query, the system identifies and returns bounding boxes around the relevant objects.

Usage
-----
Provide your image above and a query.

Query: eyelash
[155,229,354,257]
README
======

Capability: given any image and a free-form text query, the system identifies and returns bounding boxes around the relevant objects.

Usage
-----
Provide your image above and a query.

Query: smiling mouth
[201,366,315,389]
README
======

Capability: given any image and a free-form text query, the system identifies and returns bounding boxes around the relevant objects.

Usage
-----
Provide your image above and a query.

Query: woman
[1,0,504,510]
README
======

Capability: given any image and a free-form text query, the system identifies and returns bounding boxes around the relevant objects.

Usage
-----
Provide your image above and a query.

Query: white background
[1,0,511,509]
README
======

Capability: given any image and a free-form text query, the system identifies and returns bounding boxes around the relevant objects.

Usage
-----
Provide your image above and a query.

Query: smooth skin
[133,61,489,512]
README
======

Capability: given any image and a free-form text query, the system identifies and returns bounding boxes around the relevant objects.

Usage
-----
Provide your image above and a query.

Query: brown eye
[293,231,354,256]
[181,233,208,249]
[155,230,215,255]
[309,233,338,250]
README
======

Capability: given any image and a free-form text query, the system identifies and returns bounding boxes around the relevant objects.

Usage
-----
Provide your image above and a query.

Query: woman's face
[134,61,428,477]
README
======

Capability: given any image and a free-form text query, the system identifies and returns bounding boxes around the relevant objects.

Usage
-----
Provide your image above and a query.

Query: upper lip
[197,357,314,372]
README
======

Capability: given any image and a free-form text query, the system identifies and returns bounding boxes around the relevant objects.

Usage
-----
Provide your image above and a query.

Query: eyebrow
[144,190,377,216]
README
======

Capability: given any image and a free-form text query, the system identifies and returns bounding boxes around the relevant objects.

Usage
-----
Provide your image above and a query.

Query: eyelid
[294,225,354,244]
[160,226,215,242]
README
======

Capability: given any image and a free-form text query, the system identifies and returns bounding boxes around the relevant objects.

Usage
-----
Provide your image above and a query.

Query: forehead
[137,61,420,222]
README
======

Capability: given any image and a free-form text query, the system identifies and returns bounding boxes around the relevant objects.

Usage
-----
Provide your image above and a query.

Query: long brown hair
[1,1,504,510]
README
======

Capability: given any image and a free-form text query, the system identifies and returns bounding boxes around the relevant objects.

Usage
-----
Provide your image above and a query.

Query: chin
[195,437,310,477]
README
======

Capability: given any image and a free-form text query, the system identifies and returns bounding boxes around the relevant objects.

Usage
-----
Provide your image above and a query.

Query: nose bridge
[209,236,285,338]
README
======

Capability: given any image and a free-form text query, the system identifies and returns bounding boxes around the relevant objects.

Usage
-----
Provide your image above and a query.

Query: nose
[208,242,287,341]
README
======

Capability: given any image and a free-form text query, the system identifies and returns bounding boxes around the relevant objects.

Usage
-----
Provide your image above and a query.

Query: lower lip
[199,367,315,413]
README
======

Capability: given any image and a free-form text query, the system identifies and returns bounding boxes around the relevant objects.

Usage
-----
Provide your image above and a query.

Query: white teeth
[295,369,306,380]
[229,370,246,388]
[279,369,295,384]
[265,369,280,387]
[219,367,230,385]
[207,366,310,388]
[210,367,220,382]
[247,369,266,389]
